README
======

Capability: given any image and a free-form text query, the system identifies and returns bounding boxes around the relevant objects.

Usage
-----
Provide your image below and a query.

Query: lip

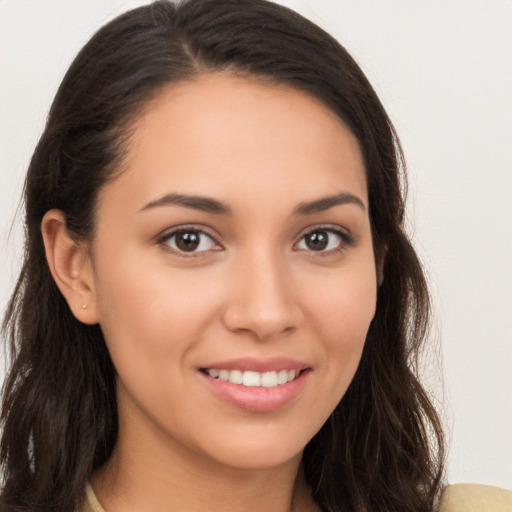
[200,357,309,373]
[198,357,311,413]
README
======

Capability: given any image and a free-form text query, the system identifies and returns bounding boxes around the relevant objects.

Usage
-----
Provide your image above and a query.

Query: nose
[222,250,303,341]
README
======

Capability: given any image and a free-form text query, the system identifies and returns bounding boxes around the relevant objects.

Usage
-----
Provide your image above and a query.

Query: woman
[1,1,509,511]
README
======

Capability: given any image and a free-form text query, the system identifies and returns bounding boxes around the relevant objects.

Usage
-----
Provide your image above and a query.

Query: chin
[191,425,314,471]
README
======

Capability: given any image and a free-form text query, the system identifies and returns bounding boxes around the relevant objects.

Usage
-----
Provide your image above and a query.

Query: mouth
[198,359,311,412]
[200,368,303,388]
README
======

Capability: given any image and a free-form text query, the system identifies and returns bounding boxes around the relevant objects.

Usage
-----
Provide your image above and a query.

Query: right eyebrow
[294,192,366,215]
[139,193,232,215]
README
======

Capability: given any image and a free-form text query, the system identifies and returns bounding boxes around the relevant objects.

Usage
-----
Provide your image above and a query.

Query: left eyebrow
[294,192,366,215]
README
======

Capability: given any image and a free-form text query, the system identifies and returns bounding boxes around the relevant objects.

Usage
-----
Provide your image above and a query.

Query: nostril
[222,309,299,340]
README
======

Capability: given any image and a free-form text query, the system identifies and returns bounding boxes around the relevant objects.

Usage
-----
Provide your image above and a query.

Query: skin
[43,74,378,512]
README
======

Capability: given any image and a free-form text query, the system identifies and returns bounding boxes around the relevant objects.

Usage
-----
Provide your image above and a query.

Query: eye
[160,229,219,253]
[296,228,351,253]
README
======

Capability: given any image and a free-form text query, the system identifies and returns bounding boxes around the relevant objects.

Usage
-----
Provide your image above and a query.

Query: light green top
[439,483,512,511]
[81,483,104,512]
[80,482,512,512]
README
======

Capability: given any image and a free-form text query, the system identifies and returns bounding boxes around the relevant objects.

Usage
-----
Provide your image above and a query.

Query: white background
[1,0,511,490]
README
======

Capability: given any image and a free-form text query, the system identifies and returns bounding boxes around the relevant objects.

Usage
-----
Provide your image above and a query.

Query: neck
[92,447,312,512]
[91,399,317,512]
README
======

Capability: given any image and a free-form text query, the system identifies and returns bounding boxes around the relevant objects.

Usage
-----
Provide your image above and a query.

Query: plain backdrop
[1,0,511,490]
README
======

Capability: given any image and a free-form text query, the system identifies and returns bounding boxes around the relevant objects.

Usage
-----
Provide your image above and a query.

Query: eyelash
[296,226,355,255]
[157,225,354,256]
[157,226,221,256]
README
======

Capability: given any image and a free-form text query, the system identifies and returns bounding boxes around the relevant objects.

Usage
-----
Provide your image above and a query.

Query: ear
[41,210,99,325]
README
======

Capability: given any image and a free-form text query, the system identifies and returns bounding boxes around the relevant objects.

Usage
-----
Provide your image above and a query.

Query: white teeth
[242,371,261,387]
[229,369,243,385]
[261,371,277,387]
[206,368,300,388]
[277,369,288,385]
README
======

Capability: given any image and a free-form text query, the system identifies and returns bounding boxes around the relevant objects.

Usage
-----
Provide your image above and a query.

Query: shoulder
[440,483,512,512]
[77,483,106,512]
[78,482,512,512]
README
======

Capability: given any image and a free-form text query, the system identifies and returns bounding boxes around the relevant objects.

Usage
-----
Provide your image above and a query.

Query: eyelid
[156,224,223,254]
[294,224,355,253]
[155,223,354,255]
[297,223,353,240]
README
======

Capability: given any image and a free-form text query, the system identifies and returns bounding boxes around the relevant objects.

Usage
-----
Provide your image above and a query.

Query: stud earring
[79,304,88,309]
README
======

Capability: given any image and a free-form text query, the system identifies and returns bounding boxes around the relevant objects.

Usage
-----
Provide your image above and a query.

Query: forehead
[104,73,368,213]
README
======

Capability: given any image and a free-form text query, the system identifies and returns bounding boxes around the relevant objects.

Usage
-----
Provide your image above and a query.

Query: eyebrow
[294,192,366,215]
[139,191,365,216]
[140,193,232,215]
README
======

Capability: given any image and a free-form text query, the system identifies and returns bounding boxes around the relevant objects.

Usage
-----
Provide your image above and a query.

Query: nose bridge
[222,243,302,340]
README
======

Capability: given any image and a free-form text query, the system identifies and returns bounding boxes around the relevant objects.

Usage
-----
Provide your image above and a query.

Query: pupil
[176,232,200,251]
[306,231,328,251]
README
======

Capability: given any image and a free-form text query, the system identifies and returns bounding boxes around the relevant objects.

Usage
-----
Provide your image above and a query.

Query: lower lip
[200,370,310,413]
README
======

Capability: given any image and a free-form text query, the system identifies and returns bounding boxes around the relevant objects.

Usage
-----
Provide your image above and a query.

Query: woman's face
[87,74,377,471]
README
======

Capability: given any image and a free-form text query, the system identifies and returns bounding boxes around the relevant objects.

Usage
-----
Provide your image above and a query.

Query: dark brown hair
[1,1,444,511]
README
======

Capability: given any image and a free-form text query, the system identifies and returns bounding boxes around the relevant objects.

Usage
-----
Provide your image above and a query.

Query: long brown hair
[1,1,444,511]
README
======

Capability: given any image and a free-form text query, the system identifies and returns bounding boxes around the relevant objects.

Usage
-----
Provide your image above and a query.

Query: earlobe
[41,210,99,325]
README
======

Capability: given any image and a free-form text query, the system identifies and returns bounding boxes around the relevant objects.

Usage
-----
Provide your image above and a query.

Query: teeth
[277,369,288,385]
[242,371,261,387]
[229,369,243,385]
[206,368,300,388]
[261,371,277,388]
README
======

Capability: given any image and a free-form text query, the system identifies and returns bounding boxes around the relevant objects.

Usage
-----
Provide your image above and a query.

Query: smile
[199,358,310,412]
[204,368,299,388]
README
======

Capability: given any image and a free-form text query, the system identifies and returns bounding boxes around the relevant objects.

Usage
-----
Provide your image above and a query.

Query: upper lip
[200,357,310,373]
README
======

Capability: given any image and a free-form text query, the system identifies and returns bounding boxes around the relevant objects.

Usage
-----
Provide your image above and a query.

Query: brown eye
[297,229,350,253]
[163,230,217,253]
[304,231,329,251]
[175,232,200,251]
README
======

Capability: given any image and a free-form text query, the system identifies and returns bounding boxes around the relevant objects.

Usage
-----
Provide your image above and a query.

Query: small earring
[79,304,88,309]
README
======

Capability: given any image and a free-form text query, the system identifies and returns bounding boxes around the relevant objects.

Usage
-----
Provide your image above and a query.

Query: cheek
[92,256,223,370]
[302,263,377,389]
[304,255,377,338]
[333,286,375,348]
